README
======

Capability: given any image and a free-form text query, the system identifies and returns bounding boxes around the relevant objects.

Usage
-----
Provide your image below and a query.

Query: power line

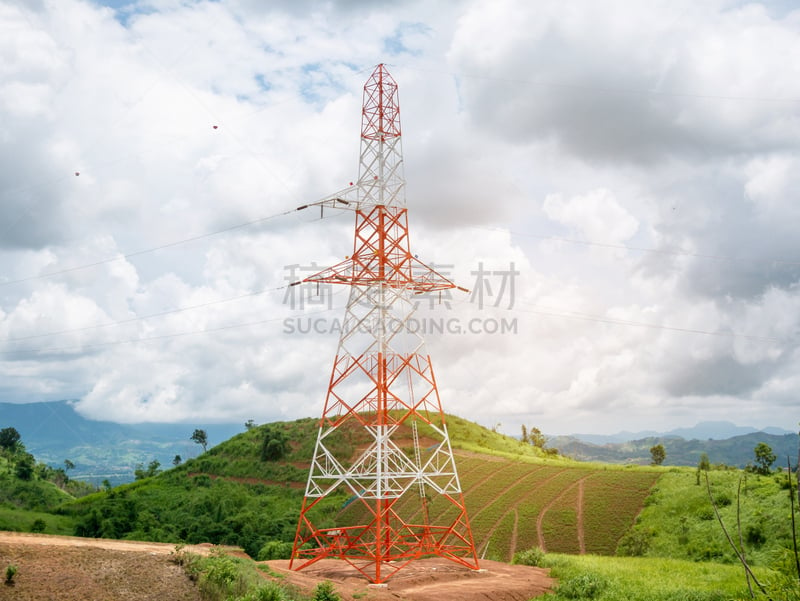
[0,306,337,357]
[0,206,300,287]
[5,209,799,292]
[2,286,786,357]
[4,283,349,344]
[474,226,800,267]
[508,301,785,343]
[402,63,800,105]
[4,285,289,343]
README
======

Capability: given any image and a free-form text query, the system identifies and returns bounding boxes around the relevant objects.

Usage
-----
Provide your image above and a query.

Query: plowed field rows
[455,458,658,557]
[336,452,659,560]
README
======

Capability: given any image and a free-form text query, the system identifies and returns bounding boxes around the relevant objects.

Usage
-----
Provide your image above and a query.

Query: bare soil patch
[266,557,555,601]
[0,532,217,601]
[0,532,555,601]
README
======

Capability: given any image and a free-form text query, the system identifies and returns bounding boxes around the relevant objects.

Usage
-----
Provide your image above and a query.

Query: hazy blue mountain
[1,400,244,485]
[3,401,795,481]
[568,420,793,445]
[567,430,661,444]
[549,431,798,468]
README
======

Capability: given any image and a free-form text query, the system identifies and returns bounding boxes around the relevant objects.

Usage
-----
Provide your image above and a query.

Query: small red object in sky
[213,125,218,129]
[75,172,80,176]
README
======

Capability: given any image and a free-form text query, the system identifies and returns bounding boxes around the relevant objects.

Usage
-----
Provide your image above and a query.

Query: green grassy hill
[3,416,795,601]
[621,467,798,566]
[5,416,796,562]
[4,415,798,600]
[0,440,89,534]
[49,416,663,562]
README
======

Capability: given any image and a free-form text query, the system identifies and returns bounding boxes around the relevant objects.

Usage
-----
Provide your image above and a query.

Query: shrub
[313,580,341,601]
[4,565,17,585]
[239,581,289,601]
[30,518,46,533]
[512,546,545,567]
[199,550,246,600]
[714,492,731,507]
[556,573,607,599]
[257,540,294,561]
[695,506,714,521]
[616,528,652,557]
[744,524,766,546]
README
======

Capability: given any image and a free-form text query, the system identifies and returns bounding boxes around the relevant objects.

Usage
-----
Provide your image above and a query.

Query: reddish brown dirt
[0,532,555,601]
[0,532,219,601]
[266,557,555,601]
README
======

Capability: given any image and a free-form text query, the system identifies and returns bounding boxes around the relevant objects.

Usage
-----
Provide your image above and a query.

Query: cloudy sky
[2,0,799,436]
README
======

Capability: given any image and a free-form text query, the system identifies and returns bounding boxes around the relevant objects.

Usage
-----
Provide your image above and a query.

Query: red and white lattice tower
[289,64,479,583]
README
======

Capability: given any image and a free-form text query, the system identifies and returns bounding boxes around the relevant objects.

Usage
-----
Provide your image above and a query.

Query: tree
[696,452,710,485]
[650,444,666,466]
[64,459,75,472]
[14,454,35,480]
[53,468,68,489]
[191,428,208,452]
[753,442,776,475]
[172,454,182,466]
[245,419,257,430]
[134,460,161,480]
[529,427,546,449]
[261,425,288,461]
[520,424,528,444]
[0,427,21,452]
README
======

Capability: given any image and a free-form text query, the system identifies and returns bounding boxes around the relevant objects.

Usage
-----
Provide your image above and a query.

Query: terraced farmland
[454,453,658,561]
[336,449,659,562]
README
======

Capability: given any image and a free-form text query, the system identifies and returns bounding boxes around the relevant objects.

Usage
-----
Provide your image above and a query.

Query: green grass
[0,506,77,535]
[173,547,308,601]
[0,474,74,510]
[625,467,797,566]
[541,553,768,601]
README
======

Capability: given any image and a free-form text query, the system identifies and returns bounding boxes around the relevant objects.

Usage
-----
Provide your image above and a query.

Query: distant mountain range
[567,420,794,444]
[0,400,243,486]
[2,402,796,481]
[550,420,797,467]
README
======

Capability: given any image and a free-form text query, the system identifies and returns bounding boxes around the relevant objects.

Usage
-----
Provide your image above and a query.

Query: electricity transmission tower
[289,64,478,584]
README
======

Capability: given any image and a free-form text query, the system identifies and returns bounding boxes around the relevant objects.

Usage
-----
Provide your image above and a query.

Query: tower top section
[361,63,401,142]
[357,63,405,208]
[296,64,406,213]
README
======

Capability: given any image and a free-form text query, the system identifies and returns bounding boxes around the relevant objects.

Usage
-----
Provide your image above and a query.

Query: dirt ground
[268,557,555,601]
[0,532,555,601]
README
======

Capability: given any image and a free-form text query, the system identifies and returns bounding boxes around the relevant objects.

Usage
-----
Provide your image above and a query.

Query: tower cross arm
[298,255,469,294]
[296,175,401,215]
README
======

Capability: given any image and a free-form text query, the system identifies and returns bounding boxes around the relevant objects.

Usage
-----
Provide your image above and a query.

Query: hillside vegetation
[2,415,798,600]
[621,467,799,566]
[0,427,93,533]
[49,416,662,562]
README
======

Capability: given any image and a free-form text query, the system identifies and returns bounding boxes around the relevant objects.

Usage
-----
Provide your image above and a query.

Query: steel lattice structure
[289,64,478,584]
